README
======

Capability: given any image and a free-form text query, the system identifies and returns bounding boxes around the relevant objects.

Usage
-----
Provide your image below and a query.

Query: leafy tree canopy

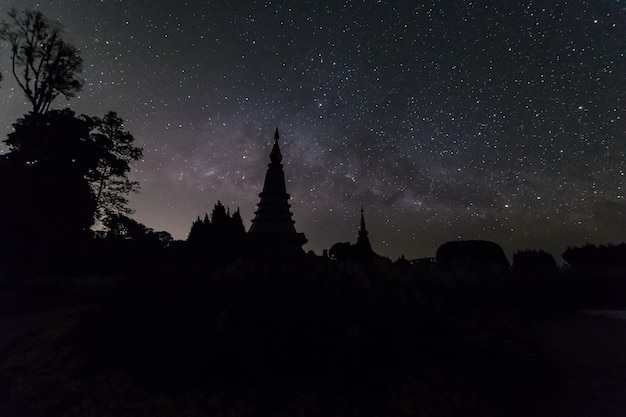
[0,110,96,254]
[1,109,143,245]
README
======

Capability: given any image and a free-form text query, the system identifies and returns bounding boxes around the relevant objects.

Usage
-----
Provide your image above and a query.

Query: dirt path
[0,298,97,417]
[0,289,98,355]
[0,305,92,353]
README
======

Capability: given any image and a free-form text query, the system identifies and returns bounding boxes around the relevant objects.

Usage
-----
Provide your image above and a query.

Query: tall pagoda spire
[359,207,367,236]
[270,127,282,163]
[247,128,307,255]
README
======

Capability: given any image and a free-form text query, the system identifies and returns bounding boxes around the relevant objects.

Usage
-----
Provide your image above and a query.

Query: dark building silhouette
[436,240,509,282]
[247,128,307,256]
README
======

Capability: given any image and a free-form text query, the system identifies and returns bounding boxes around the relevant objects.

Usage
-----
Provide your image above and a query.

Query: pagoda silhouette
[247,128,307,256]
[355,207,373,255]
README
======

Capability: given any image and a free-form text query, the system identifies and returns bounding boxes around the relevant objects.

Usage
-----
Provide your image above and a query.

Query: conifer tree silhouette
[186,201,246,260]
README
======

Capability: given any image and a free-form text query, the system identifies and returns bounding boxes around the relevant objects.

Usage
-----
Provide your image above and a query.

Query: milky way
[1,0,624,260]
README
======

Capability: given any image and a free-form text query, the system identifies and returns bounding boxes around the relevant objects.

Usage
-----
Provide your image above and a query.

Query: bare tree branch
[0,9,83,114]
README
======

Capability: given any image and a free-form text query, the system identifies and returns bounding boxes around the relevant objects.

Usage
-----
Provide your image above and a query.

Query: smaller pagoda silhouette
[247,128,307,256]
[327,208,375,262]
[353,207,375,260]
[355,207,373,254]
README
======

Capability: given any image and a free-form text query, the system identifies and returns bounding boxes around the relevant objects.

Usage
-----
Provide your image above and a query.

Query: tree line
[0,9,146,270]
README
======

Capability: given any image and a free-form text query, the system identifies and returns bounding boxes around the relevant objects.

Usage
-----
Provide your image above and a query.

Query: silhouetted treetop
[563,243,626,270]
[512,249,558,274]
[0,110,96,258]
[104,213,172,247]
[327,209,377,263]
[329,242,352,262]
[187,201,246,260]
[5,109,98,173]
[0,9,83,114]
[0,109,143,262]
[88,111,143,225]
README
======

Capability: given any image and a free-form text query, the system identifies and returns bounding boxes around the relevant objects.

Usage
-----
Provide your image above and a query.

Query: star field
[1,0,624,260]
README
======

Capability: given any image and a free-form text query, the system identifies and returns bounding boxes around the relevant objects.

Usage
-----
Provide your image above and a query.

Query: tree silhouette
[88,111,143,226]
[104,213,172,246]
[0,109,144,271]
[4,109,97,168]
[93,213,173,272]
[187,201,246,260]
[328,241,376,262]
[188,213,211,247]
[1,108,142,229]
[0,9,83,114]
[512,249,558,274]
[563,243,626,271]
[0,110,96,264]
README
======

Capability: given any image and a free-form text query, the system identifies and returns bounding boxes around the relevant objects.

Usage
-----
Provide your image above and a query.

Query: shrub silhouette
[512,249,558,275]
[563,243,626,271]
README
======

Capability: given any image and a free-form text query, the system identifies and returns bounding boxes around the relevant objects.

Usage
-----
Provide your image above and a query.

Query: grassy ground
[2,280,626,416]
[530,312,626,417]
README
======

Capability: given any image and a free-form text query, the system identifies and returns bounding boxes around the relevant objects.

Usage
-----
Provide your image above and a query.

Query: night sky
[1,0,624,260]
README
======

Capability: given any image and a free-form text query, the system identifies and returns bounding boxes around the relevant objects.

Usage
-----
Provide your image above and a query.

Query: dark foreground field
[531,311,626,416]
[1,274,626,417]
